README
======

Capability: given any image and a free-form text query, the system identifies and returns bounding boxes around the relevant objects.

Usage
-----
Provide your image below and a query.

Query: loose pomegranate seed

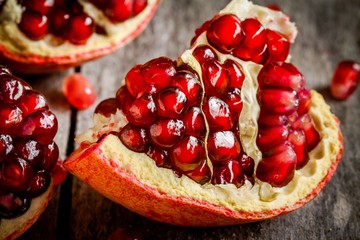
[202,97,233,131]
[0,135,13,161]
[105,0,133,22]
[94,98,118,117]
[62,73,97,110]
[238,153,255,176]
[192,45,218,63]
[125,65,147,98]
[257,125,289,152]
[207,131,241,163]
[27,170,51,197]
[258,62,305,92]
[223,60,245,89]
[182,107,206,137]
[292,114,320,151]
[18,10,49,40]
[297,88,311,115]
[17,90,48,117]
[1,158,33,192]
[22,0,54,15]
[266,30,290,62]
[288,130,309,169]
[0,193,30,219]
[207,14,244,52]
[0,104,23,135]
[0,76,26,103]
[172,70,203,107]
[202,60,230,97]
[212,160,244,187]
[330,60,360,100]
[133,0,147,16]
[15,139,44,168]
[259,89,299,115]
[42,141,59,171]
[50,9,70,38]
[119,124,148,153]
[67,13,95,45]
[126,94,157,127]
[256,142,297,186]
[258,113,288,127]
[170,136,205,172]
[223,88,243,122]
[149,118,185,149]
[116,86,134,114]
[155,87,188,119]
[146,146,170,168]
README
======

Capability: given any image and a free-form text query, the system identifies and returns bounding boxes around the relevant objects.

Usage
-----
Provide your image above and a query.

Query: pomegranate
[0,66,65,239]
[0,0,160,74]
[65,0,343,226]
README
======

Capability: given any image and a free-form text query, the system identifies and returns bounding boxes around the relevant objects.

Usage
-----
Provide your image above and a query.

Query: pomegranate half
[65,0,343,226]
[0,0,159,74]
[0,66,66,239]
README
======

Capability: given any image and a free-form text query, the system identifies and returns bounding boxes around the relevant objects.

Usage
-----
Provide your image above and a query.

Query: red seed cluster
[0,66,59,219]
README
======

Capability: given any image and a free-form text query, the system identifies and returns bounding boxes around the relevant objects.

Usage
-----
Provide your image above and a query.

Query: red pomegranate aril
[15,139,44,168]
[182,107,206,137]
[256,142,297,186]
[212,160,244,187]
[94,98,118,117]
[297,88,311,115]
[27,170,51,198]
[259,89,298,115]
[172,70,202,107]
[191,19,211,45]
[0,135,13,160]
[266,30,290,62]
[0,193,30,219]
[258,62,305,92]
[202,60,230,97]
[126,94,157,127]
[223,88,243,122]
[22,0,54,15]
[125,64,146,98]
[119,124,148,153]
[207,14,244,52]
[42,141,59,171]
[288,130,309,169]
[238,153,255,176]
[251,44,268,64]
[50,9,70,38]
[292,114,320,151]
[149,118,185,149]
[1,158,33,192]
[207,131,241,163]
[0,104,23,135]
[155,87,188,119]
[185,159,211,185]
[266,4,281,11]
[146,146,170,168]
[116,86,134,114]
[223,59,245,89]
[18,10,49,40]
[62,73,97,110]
[203,96,233,131]
[133,0,148,15]
[0,76,25,103]
[170,136,205,172]
[330,60,360,100]
[258,113,288,127]
[141,57,176,93]
[19,110,58,145]
[257,125,289,152]
[67,13,95,45]
[105,0,133,23]
[17,90,48,117]
[192,45,218,63]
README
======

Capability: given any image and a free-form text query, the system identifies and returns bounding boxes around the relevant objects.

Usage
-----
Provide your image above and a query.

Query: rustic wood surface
[16,0,360,239]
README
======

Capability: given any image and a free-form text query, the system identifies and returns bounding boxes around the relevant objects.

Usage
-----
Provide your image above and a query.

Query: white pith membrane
[74,0,341,212]
[0,0,158,56]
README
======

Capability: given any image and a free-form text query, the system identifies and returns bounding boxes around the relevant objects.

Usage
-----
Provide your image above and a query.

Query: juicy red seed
[256,142,296,186]
[15,139,44,168]
[119,124,148,153]
[50,9,70,38]
[67,13,94,45]
[1,158,33,192]
[146,146,170,168]
[223,59,245,89]
[258,113,288,127]
[330,60,360,100]
[185,159,211,185]
[172,70,202,107]
[203,96,233,131]
[149,118,185,149]
[18,10,48,40]
[258,62,305,92]
[266,30,290,62]
[207,131,241,163]
[133,0,147,15]
[238,153,255,176]
[22,0,54,15]
[116,86,134,114]
[251,44,268,64]
[126,94,157,127]
[125,64,146,98]
[0,104,23,135]
[259,89,299,115]
[62,73,97,110]
[42,141,59,171]
[0,76,25,103]
[170,136,205,172]
[202,60,230,97]
[0,135,13,161]
[223,88,243,122]
[94,98,118,117]
[288,130,309,169]
[297,88,311,115]
[27,170,51,197]
[105,0,133,22]
[206,14,244,52]
[212,160,244,187]
[192,45,218,63]
[0,193,30,219]
[141,57,176,93]
[257,125,289,151]
[155,87,188,118]
[292,114,320,151]
[19,110,58,145]
[182,107,206,137]
[17,90,48,117]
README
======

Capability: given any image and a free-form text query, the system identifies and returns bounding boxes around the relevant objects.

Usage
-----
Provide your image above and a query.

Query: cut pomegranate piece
[202,97,233,131]
[126,94,157,127]
[259,89,299,115]
[149,118,185,149]
[330,60,360,100]
[207,131,241,163]
[18,10,49,41]
[155,87,188,119]
[119,124,149,153]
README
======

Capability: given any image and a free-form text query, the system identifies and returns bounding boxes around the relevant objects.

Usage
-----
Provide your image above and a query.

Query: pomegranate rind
[64,91,343,226]
[0,0,160,74]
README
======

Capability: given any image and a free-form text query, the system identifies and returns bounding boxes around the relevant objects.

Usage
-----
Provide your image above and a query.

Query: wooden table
[17,0,360,239]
